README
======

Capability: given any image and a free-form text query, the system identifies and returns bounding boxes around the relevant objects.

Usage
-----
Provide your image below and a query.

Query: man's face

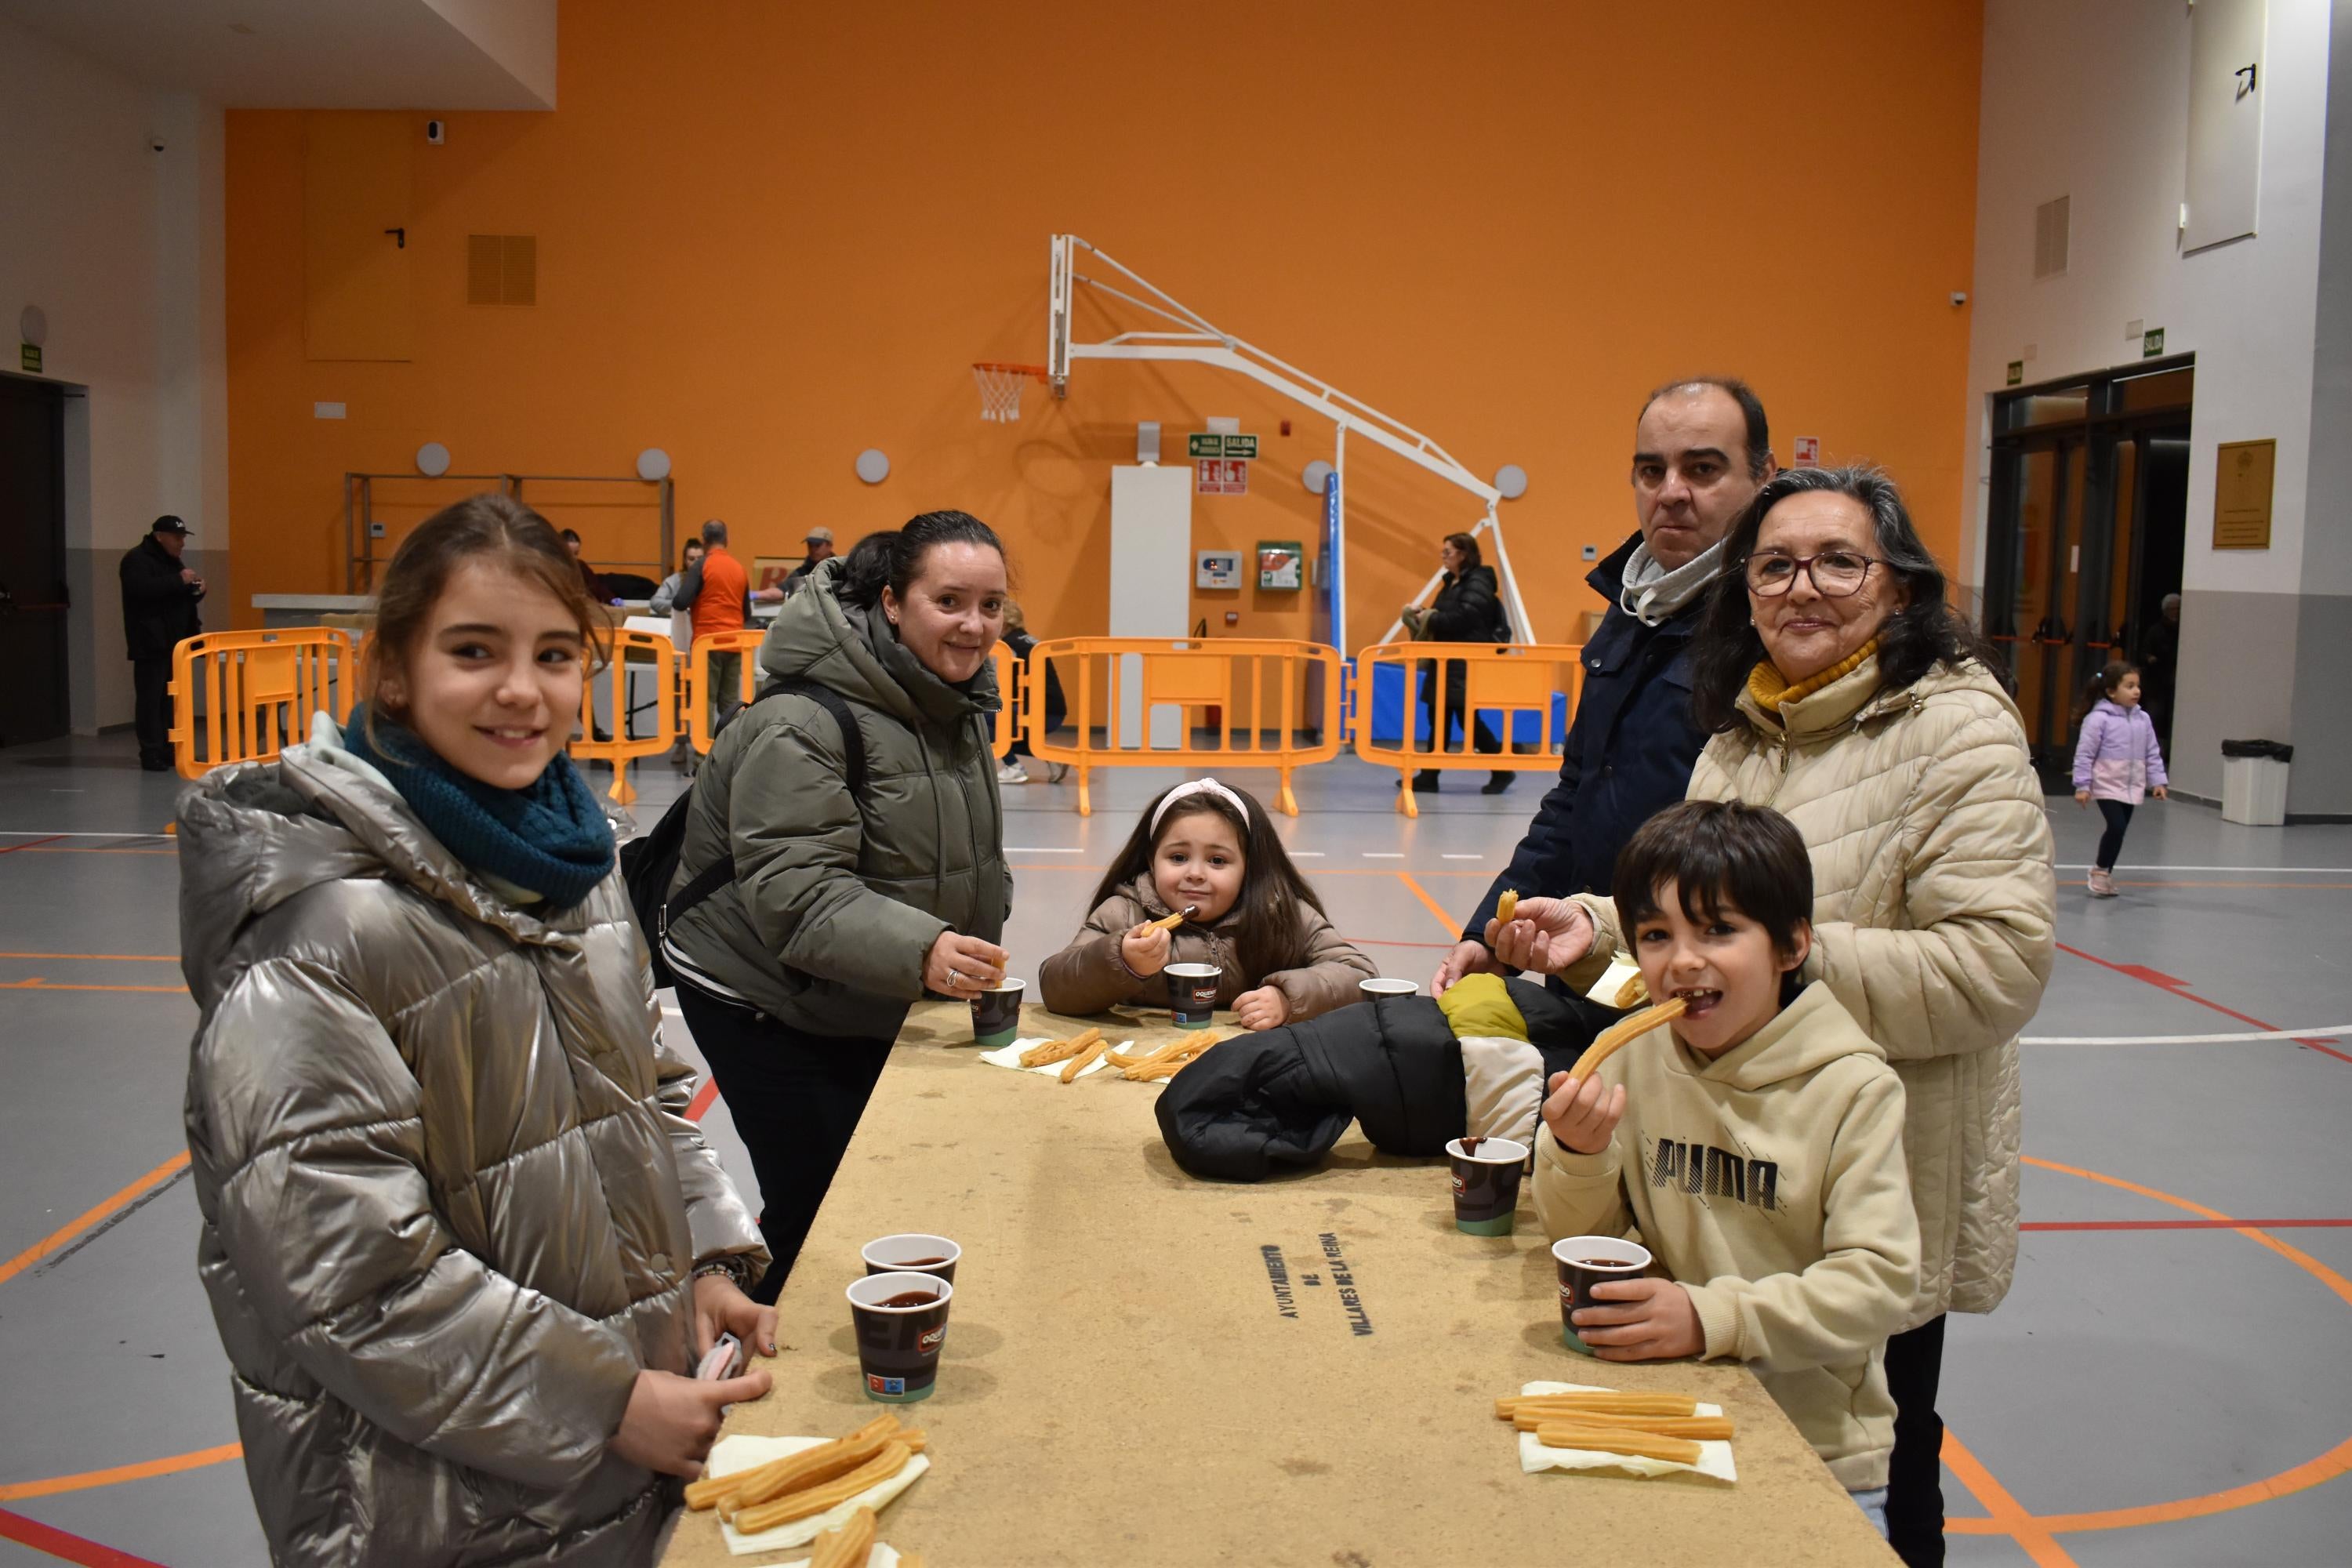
[155,530,186,560]
[808,539,834,562]
[1630,387,1769,571]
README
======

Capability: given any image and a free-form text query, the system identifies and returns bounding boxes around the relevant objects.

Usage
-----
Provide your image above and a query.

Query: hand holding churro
[1147,904,1198,931]
[1541,1066,1626,1156]
[1120,920,1173,978]
[1483,895,1595,978]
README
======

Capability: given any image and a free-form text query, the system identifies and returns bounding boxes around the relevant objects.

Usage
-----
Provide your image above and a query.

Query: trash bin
[2220,739,2293,826]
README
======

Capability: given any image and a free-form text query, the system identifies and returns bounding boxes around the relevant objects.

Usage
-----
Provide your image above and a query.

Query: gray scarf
[1617,539,1727,626]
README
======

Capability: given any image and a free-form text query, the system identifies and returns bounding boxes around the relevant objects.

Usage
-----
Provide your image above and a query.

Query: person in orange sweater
[673,517,782,733]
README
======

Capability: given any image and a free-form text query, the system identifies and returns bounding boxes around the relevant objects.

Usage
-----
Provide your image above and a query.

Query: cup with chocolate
[969,978,1025,1047]
[1444,1134,1528,1236]
[846,1271,956,1403]
[1359,978,1419,1000]
[1552,1235,1653,1355]
[860,1232,961,1287]
[1167,962,1221,1029]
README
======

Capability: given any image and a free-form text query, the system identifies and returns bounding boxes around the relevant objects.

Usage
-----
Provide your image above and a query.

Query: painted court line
[0,1443,243,1504]
[1440,853,1484,860]
[0,1508,170,1568]
[1360,852,1404,859]
[2055,942,2352,1065]
[0,1153,192,1290]
[1941,1432,2082,1567]
[2023,1218,2352,1232]
[2021,1025,2347,1044]
[1002,846,1083,853]
[1395,872,1463,941]
[2053,862,2352,873]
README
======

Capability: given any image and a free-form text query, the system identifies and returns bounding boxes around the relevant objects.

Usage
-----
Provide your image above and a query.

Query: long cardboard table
[662,1000,1897,1566]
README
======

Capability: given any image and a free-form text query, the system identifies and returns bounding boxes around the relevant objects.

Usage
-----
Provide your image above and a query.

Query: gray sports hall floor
[2,734,2347,1566]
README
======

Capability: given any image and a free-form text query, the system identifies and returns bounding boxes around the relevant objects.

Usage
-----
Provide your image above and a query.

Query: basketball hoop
[972,361,1047,423]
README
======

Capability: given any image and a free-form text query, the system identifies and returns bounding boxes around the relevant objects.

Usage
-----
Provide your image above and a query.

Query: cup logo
[918,1324,947,1353]
[1450,1174,1466,1197]
[867,1373,906,1396]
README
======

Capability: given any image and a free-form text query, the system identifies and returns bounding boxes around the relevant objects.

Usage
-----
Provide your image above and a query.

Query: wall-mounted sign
[1196,550,1242,590]
[2143,327,2166,358]
[1258,541,1303,591]
[1196,458,1248,495]
[2005,361,2024,387]
[2212,437,2274,550]
[19,343,39,374]
[1188,433,1258,459]
[1791,436,1820,467]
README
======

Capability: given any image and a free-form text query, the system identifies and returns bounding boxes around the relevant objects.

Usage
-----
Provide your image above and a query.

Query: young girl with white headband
[1040,777,1375,1028]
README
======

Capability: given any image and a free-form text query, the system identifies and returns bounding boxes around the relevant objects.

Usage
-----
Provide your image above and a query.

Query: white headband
[1150,777,1250,837]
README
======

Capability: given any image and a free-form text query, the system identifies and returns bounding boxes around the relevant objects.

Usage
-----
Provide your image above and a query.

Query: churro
[719,1431,894,1519]
[1496,890,1519,924]
[1534,1423,1704,1465]
[1511,1410,1733,1439]
[687,1414,899,1512]
[1059,1036,1109,1083]
[1565,996,1690,1080]
[808,1504,877,1568]
[733,1441,913,1534]
[1145,905,1198,931]
[1018,1027,1101,1068]
[1494,1391,1700,1419]
[1612,971,1650,1009]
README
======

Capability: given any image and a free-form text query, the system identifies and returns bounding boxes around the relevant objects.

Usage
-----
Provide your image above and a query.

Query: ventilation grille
[466,234,537,305]
[2033,196,2070,279]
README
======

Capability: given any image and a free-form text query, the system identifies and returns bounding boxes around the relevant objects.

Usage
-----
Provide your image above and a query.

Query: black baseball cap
[152,516,191,535]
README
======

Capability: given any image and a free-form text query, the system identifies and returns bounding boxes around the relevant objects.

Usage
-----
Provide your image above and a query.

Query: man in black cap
[782,527,837,596]
[119,516,205,771]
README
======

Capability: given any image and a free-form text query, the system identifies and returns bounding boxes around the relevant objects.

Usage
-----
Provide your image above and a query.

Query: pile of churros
[684,1413,927,1537]
[800,1505,918,1568]
[1494,1389,1732,1466]
[1018,1026,1109,1082]
[1107,1033,1222,1082]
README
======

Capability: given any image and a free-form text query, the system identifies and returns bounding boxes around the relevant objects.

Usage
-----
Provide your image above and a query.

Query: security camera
[426,120,445,144]
[149,136,165,152]
[1949,291,1969,307]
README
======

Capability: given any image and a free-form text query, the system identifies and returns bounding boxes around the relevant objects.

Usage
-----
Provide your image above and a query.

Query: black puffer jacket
[1422,563,1507,642]
[1156,981,1623,1181]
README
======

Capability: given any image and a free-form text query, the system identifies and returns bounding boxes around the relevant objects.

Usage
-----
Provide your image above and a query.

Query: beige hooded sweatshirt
[1534,982,1921,1490]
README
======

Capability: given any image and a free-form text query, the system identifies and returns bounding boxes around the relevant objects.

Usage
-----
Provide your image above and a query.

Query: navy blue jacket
[1465,534,1711,945]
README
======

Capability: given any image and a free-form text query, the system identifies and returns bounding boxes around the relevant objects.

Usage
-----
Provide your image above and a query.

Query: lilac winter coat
[2072,698,2168,803]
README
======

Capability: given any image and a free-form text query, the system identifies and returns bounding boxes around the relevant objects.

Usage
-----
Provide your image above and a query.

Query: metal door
[0,376,71,747]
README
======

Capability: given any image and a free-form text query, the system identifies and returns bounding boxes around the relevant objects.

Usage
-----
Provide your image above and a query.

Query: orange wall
[226,0,1983,649]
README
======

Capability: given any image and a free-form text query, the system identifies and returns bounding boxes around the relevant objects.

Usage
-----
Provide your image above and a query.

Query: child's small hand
[1233,985,1290,1031]
[2151,786,2168,800]
[1541,1069,1624,1156]
[1573,1277,1704,1362]
[2074,789,2091,808]
[1120,922,1171,977]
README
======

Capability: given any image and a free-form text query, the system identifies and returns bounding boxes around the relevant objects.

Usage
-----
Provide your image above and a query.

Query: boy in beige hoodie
[1534,800,1919,1530]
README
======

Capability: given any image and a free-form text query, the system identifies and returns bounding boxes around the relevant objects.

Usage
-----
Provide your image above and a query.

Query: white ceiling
[0,0,555,109]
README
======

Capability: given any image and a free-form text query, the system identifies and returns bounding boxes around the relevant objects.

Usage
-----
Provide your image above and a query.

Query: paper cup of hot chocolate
[1167,962,1221,1029]
[860,1233,960,1287]
[1445,1135,1527,1235]
[1552,1235,1652,1355]
[1360,978,1419,1000]
[847,1272,955,1403]
[969,978,1024,1047]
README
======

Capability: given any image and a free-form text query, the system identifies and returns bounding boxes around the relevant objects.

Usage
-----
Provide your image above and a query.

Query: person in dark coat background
[118,515,204,771]
[1433,377,1775,997]
[1402,532,1512,794]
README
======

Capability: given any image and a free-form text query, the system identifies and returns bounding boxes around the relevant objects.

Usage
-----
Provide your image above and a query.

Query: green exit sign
[20,343,38,374]
[2005,361,2023,387]
[1188,433,1258,459]
[2143,328,2165,358]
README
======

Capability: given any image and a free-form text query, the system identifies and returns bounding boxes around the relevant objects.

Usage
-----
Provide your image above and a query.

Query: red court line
[0,1507,169,1568]
[2056,941,2352,1065]
[685,1078,721,1123]
[2023,1218,2352,1232]
[0,836,67,856]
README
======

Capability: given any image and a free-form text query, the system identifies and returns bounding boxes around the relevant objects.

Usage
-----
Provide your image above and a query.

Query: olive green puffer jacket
[662,558,1010,1036]
[179,735,766,1568]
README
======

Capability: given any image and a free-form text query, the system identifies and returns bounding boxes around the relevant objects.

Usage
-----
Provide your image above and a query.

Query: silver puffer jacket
[178,737,767,1567]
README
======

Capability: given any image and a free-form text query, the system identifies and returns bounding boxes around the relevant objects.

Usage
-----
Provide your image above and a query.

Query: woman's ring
[948,969,963,985]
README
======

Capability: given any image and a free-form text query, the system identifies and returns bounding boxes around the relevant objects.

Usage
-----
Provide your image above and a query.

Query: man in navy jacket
[1433,379,1774,996]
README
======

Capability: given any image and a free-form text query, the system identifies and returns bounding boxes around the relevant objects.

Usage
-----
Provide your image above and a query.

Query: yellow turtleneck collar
[1748,637,1882,717]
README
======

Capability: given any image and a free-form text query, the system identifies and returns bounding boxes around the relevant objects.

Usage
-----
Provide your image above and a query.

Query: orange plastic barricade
[170,628,360,780]
[1022,637,1344,816]
[989,641,1020,761]
[1350,642,1584,818]
[571,629,677,805]
[685,629,769,756]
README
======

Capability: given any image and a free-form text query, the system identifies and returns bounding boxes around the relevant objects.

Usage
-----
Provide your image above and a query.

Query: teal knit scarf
[340,706,615,911]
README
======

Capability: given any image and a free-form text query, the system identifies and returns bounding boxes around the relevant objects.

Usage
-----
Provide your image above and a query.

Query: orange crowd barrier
[1021,637,1344,816]
[170,629,360,780]
[684,629,770,756]
[570,628,677,805]
[989,641,1020,761]
[1350,641,1584,818]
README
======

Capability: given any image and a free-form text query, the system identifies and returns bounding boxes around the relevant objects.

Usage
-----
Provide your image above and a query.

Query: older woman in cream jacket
[1492,466,2053,1568]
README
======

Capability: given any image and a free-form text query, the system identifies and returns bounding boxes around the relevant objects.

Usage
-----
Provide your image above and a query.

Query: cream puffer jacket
[179,738,768,1566]
[1573,655,2053,1322]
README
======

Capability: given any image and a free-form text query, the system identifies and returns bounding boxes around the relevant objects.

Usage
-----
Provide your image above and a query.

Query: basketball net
[971,362,1044,423]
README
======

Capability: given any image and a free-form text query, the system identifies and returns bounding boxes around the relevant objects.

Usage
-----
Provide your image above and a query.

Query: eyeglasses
[1744,550,1880,598]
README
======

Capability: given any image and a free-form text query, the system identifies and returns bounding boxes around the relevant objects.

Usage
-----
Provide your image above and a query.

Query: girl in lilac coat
[2072,660,2169,898]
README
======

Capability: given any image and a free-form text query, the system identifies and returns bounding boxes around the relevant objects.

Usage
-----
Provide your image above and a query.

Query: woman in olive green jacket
[664,513,1013,1299]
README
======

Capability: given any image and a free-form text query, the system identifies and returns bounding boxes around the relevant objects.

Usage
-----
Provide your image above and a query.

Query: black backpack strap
[662,678,867,932]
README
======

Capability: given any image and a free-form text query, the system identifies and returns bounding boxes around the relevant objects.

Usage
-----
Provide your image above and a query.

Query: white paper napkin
[976,1036,1124,1079]
[1513,1379,1737,1483]
[707,1432,929,1557]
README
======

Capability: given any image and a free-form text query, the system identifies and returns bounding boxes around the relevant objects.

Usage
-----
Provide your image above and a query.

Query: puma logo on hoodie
[1647,1136,1780,1211]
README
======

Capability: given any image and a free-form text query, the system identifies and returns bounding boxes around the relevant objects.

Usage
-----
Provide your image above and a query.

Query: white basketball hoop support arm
[1048,234,1531,648]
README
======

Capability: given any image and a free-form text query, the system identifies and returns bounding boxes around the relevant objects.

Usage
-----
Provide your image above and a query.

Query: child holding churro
[1039,777,1374,1029]
[2071,659,2168,898]
[1531,800,1918,1535]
